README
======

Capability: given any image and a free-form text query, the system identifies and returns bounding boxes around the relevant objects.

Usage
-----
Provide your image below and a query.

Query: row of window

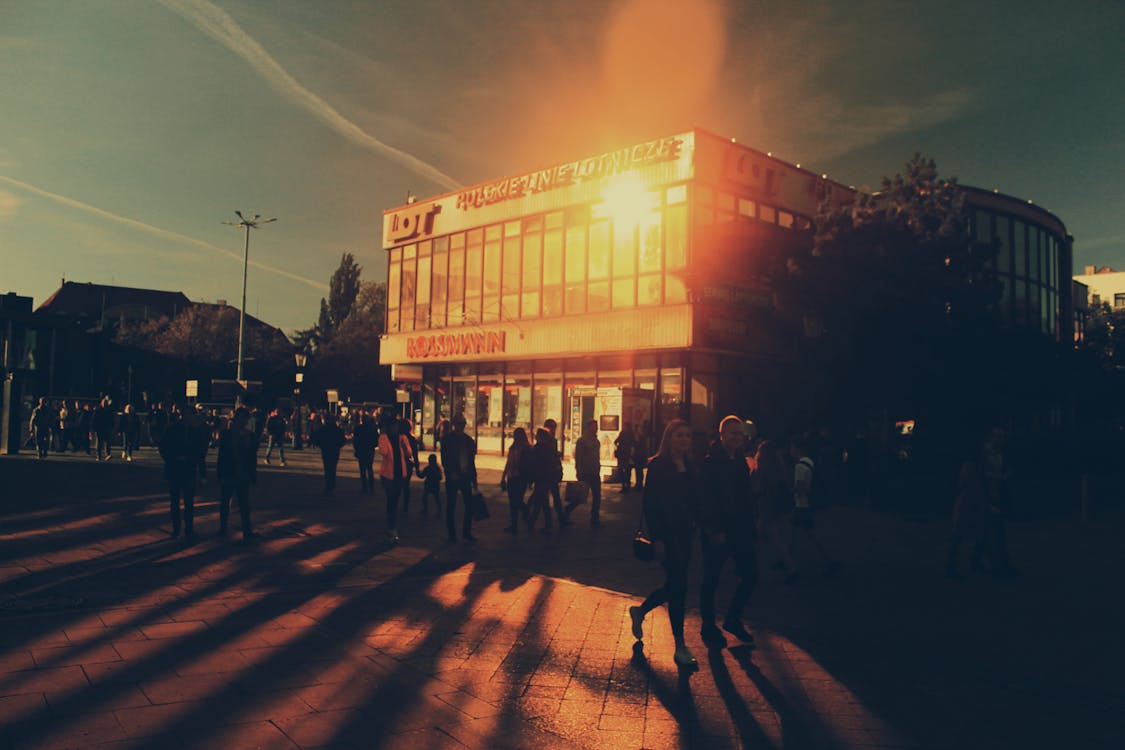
[976,210,1062,291]
[386,184,812,333]
[387,198,689,332]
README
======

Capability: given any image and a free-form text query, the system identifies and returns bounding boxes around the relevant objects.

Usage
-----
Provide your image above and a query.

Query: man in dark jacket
[698,415,757,647]
[217,407,258,542]
[440,413,478,543]
[317,414,347,494]
[159,404,208,540]
[92,397,115,461]
[264,409,287,466]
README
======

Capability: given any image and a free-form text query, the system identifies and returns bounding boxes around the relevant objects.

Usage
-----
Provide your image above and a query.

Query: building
[1072,265,1125,310]
[378,128,1075,457]
[37,281,192,332]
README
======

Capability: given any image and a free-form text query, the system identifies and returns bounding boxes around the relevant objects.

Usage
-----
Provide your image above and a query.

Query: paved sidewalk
[1,450,1122,749]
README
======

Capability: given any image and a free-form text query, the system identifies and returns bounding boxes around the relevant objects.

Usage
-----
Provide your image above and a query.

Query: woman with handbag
[628,419,701,669]
[501,428,532,533]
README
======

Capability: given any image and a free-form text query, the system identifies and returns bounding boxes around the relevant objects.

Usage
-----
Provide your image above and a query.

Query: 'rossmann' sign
[406,331,505,359]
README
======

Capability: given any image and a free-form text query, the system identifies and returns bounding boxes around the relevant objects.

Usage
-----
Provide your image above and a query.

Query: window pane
[523,231,542,290]
[638,274,662,306]
[501,294,519,321]
[975,211,992,245]
[504,220,520,237]
[521,290,540,319]
[543,226,562,285]
[589,220,610,280]
[565,224,586,284]
[612,277,635,308]
[665,273,687,303]
[738,198,756,219]
[613,222,635,276]
[1013,221,1026,278]
[666,204,687,271]
[667,184,687,204]
[483,235,501,297]
[448,244,465,324]
[387,260,400,333]
[639,210,662,273]
[543,286,562,317]
[483,294,499,323]
[431,249,447,328]
[418,239,432,257]
[778,211,794,229]
[588,281,610,312]
[1031,228,1042,286]
[565,283,586,315]
[502,235,521,295]
[416,255,431,329]
[995,217,1010,274]
[466,243,482,311]
[401,256,416,332]
[760,205,777,224]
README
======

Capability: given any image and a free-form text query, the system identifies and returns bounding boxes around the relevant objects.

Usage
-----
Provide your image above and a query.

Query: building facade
[379,129,1074,457]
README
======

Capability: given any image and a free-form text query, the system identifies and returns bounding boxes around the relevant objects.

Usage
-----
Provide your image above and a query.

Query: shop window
[638,274,662,306]
[477,375,503,453]
[504,375,533,441]
[589,220,610,280]
[659,367,683,424]
[452,379,475,430]
[533,374,564,429]
[666,204,687,271]
[975,210,992,247]
[1115,293,1125,311]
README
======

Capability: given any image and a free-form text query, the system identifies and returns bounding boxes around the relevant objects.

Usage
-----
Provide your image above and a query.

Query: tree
[296,253,363,353]
[306,281,392,401]
[774,154,1001,434]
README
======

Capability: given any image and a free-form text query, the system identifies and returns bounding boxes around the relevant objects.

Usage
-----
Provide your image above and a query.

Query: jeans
[219,478,252,537]
[637,531,693,641]
[265,435,286,463]
[381,476,404,531]
[445,478,474,540]
[700,535,758,625]
[168,475,196,535]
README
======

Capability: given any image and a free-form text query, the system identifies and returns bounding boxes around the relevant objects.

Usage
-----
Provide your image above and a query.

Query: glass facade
[973,207,1066,341]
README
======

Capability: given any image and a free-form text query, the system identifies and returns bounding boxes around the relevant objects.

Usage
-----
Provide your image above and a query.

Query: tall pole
[223,211,276,391]
[237,222,250,383]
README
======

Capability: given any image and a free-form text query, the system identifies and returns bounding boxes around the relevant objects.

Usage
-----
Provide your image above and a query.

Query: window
[416,255,431,329]
[1115,293,1125,311]
[778,211,795,229]
[565,223,587,314]
[483,226,501,323]
[401,246,416,332]
[431,242,448,328]
[760,204,777,224]
[589,220,610,281]
[466,229,483,323]
[639,211,662,273]
[1013,220,1027,278]
[995,216,1010,274]
[665,204,687,271]
[522,225,542,319]
[543,213,563,316]
[737,198,756,219]
[448,234,465,325]
[387,255,401,333]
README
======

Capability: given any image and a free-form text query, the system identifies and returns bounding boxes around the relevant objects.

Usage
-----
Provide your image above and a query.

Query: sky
[2,0,1123,333]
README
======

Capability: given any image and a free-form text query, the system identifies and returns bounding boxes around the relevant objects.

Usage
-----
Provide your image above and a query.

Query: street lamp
[223,211,276,384]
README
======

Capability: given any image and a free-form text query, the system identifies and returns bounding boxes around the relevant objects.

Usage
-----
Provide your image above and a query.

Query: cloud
[0,190,22,220]
[158,0,461,191]
[0,174,327,291]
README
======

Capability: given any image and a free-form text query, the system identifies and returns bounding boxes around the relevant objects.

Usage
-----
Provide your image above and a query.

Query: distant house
[36,281,191,332]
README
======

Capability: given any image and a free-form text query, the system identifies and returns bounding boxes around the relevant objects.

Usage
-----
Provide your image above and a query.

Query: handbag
[632,504,655,562]
[470,491,490,521]
[564,480,589,506]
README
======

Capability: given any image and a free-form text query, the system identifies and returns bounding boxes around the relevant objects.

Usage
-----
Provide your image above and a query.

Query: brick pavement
[1,448,1122,749]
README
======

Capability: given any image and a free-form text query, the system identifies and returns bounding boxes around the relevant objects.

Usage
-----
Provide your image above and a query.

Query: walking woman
[629,419,701,669]
[352,411,377,494]
[501,427,532,533]
[379,417,415,543]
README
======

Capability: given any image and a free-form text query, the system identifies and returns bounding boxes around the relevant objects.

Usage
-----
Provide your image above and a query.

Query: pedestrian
[399,419,420,514]
[77,402,92,454]
[982,427,1020,578]
[615,422,635,490]
[264,409,288,466]
[946,438,990,579]
[632,421,649,490]
[120,404,140,461]
[52,400,66,453]
[92,397,115,461]
[440,413,478,543]
[159,404,208,540]
[30,397,53,459]
[753,439,797,581]
[352,411,377,494]
[417,453,443,515]
[574,419,603,526]
[379,417,415,542]
[699,416,758,648]
[64,400,81,451]
[216,407,257,542]
[527,423,567,531]
[788,434,839,578]
[149,402,168,447]
[500,427,532,533]
[628,419,700,669]
[290,406,304,450]
[318,414,347,494]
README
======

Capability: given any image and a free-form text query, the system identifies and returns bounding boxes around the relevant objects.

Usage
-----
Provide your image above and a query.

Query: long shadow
[706,646,779,749]
[730,644,831,749]
[628,641,703,742]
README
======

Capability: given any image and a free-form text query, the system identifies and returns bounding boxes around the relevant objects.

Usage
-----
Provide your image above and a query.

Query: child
[417,454,443,515]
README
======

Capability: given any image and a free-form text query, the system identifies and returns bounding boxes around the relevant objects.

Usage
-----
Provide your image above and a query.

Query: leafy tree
[774,154,1001,432]
[1083,302,1125,372]
[296,253,363,353]
[306,281,392,401]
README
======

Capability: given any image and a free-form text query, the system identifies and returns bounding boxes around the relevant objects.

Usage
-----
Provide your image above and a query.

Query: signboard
[185,380,198,398]
[392,363,424,382]
[396,389,410,404]
[326,389,339,404]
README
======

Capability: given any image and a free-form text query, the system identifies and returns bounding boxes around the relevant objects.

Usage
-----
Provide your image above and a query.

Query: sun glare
[595,172,658,229]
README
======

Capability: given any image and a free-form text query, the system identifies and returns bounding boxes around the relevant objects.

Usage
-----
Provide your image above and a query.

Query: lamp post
[223,211,276,385]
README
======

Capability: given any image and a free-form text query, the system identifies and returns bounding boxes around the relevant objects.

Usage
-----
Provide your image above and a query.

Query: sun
[595,172,659,230]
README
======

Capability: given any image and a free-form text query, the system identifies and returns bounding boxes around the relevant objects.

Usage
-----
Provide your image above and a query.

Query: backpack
[798,457,826,509]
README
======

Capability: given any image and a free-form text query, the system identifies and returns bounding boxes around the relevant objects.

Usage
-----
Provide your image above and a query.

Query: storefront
[380,128,850,455]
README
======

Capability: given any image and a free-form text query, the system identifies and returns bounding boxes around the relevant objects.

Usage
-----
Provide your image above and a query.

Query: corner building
[379,128,1075,457]
[379,128,853,458]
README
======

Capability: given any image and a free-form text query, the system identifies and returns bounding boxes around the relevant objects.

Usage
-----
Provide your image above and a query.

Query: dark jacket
[418,462,443,490]
[217,427,257,484]
[317,423,347,455]
[352,421,377,459]
[642,455,699,542]
[532,436,563,484]
[159,419,208,481]
[574,435,601,481]
[440,430,477,483]
[700,440,756,539]
[92,405,114,435]
[266,414,286,439]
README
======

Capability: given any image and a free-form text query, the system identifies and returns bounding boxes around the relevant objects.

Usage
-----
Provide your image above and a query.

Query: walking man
[92,397,115,461]
[159,404,208,540]
[217,407,258,542]
[574,419,603,526]
[264,408,288,466]
[30,397,53,459]
[699,416,758,647]
[440,413,478,543]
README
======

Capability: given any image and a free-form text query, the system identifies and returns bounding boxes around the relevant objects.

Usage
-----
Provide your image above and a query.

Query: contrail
[159,0,462,191]
[0,174,328,292]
